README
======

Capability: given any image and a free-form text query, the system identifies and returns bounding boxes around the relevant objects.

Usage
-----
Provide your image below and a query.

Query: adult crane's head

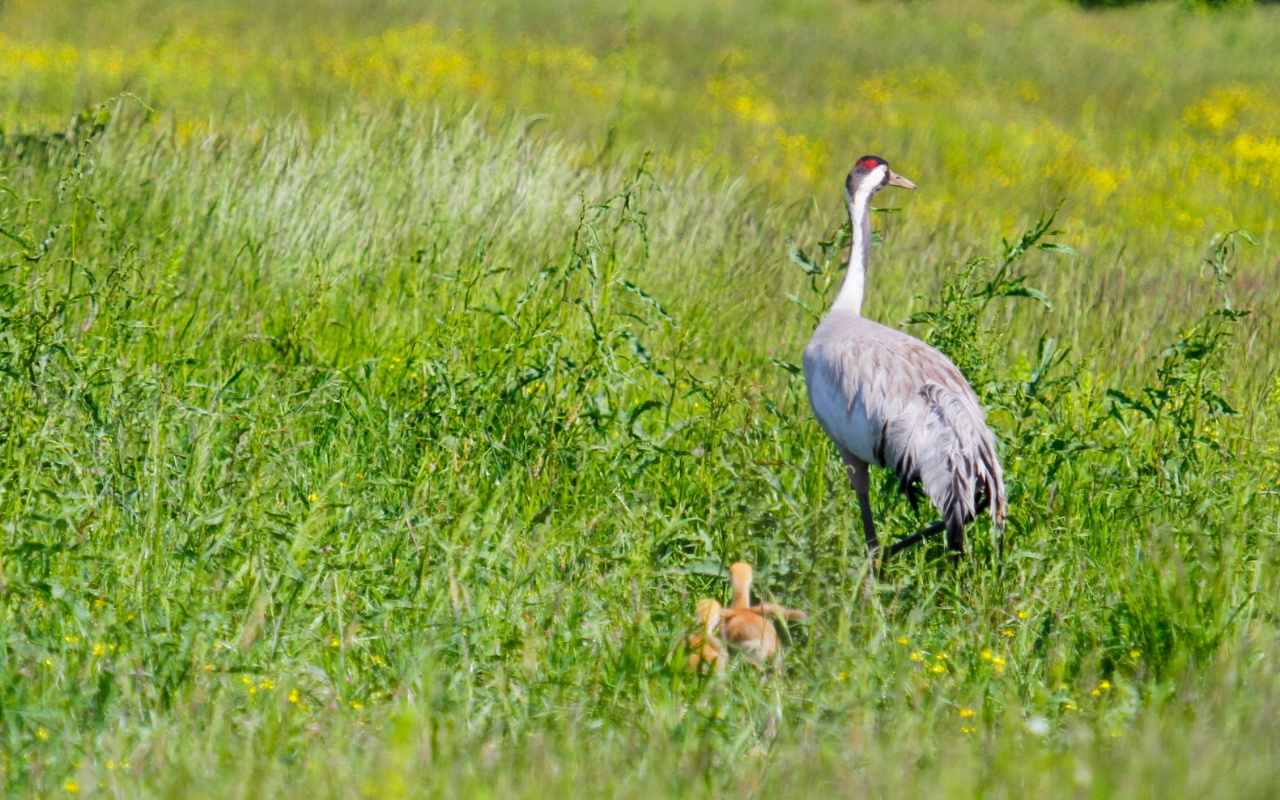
[845,155,916,206]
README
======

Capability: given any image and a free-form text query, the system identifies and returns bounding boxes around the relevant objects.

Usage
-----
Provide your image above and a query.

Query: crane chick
[684,598,728,675]
[721,562,781,663]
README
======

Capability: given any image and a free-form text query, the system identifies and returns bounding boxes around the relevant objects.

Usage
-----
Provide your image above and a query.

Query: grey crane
[802,156,1006,558]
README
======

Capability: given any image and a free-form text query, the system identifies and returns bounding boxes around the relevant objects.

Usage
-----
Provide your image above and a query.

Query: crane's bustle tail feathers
[889,381,1006,540]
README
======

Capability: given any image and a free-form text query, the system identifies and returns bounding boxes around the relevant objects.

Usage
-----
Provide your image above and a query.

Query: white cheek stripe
[860,165,887,202]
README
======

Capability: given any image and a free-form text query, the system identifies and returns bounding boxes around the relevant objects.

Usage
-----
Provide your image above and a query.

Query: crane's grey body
[803,157,1006,556]
[804,312,1006,548]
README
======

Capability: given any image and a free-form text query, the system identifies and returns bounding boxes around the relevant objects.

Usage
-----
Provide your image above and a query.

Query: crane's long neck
[730,572,751,610]
[831,179,877,316]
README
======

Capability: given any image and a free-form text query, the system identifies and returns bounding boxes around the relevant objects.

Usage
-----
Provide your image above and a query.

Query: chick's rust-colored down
[722,562,779,662]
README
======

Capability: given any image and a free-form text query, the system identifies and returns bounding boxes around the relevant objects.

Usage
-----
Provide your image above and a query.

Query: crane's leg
[945,515,965,556]
[839,449,880,554]
[887,497,990,557]
[885,520,947,556]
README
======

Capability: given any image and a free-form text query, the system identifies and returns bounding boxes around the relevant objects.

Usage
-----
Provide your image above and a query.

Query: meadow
[2,0,1280,796]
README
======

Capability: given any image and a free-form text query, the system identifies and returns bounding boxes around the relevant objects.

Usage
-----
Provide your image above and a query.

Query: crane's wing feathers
[803,315,1007,530]
[904,381,1006,530]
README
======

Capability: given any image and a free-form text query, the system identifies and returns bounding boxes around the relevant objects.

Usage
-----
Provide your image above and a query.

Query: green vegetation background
[3,0,1280,796]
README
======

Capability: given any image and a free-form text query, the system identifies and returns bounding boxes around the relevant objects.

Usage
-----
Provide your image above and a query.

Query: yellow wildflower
[289,688,301,704]
[959,707,975,718]
[910,651,924,662]
[64,779,79,793]
[961,725,976,735]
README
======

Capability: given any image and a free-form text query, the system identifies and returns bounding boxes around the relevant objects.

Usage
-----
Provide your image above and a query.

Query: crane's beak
[887,170,916,190]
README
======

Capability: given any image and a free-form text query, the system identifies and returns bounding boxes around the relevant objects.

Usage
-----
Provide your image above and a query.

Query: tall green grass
[4,0,1279,375]
[4,106,1279,798]
[3,1,1280,797]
